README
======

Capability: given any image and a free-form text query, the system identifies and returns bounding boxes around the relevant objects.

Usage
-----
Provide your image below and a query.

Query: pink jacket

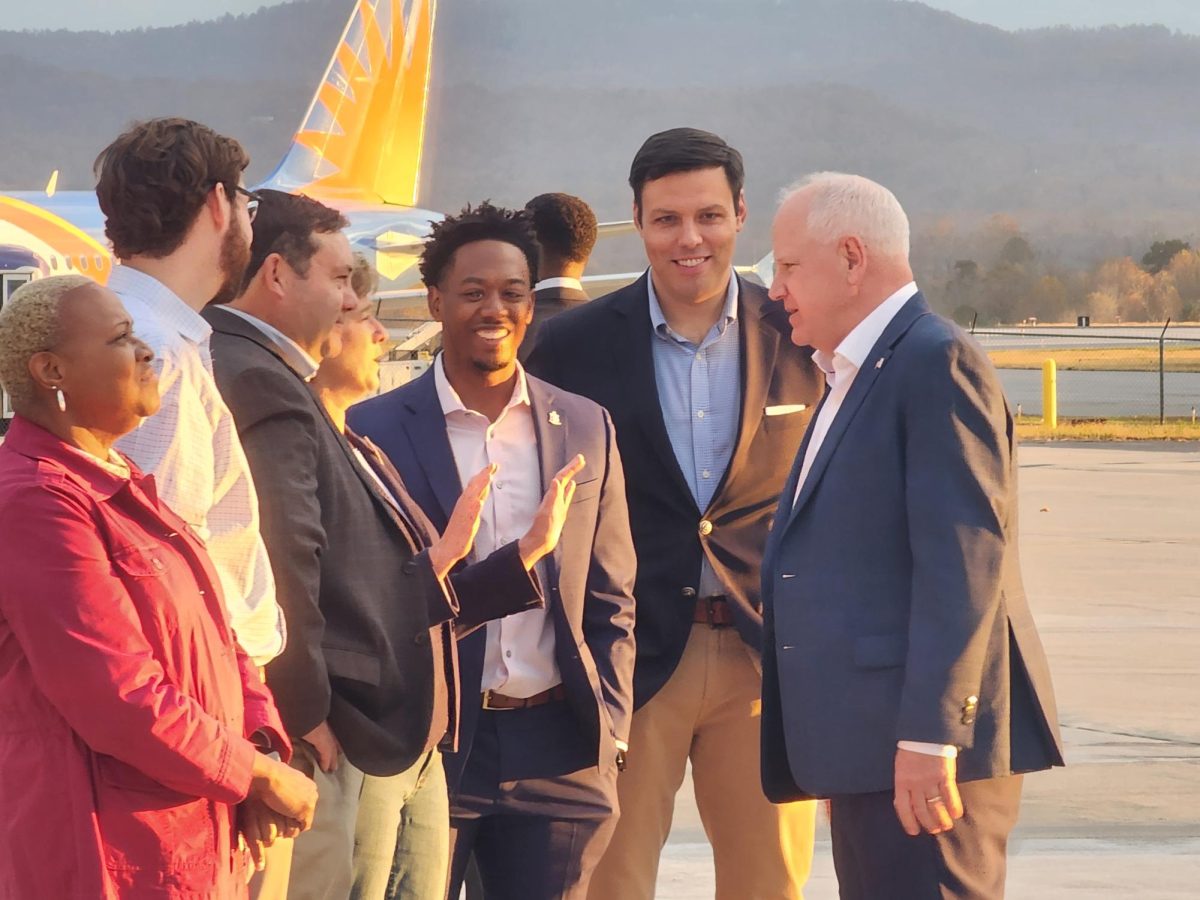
[0,417,290,899]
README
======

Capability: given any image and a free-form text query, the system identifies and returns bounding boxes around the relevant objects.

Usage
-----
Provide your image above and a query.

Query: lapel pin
[875,357,885,369]
[548,410,563,426]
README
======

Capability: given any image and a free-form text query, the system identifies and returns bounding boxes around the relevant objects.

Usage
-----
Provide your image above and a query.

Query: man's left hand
[893,748,964,836]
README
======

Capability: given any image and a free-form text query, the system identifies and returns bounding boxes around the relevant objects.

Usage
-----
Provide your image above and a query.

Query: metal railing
[970,322,1200,424]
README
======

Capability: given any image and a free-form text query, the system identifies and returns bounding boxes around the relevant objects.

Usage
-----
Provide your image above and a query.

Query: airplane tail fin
[259,0,436,207]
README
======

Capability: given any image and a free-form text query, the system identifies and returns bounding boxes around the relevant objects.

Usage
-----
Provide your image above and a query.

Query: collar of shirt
[59,442,132,480]
[647,268,739,344]
[812,281,918,387]
[534,276,583,292]
[107,265,211,345]
[219,306,320,381]
[433,353,531,421]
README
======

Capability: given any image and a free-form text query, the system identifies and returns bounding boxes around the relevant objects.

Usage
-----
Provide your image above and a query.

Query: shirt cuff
[898,740,958,759]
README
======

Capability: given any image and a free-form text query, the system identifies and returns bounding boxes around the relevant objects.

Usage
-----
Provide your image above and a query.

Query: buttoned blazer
[348,367,637,788]
[759,293,1065,799]
[526,273,825,707]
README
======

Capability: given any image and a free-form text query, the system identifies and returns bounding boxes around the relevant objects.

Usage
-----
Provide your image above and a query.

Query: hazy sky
[2,0,1200,34]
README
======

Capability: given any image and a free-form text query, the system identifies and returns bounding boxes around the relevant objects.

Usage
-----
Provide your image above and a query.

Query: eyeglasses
[232,185,261,222]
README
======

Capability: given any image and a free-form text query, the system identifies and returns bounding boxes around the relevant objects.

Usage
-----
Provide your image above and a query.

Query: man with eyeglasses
[99,118,286,681]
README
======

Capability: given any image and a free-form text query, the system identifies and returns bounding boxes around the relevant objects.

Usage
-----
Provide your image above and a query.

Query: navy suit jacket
[527,273,825,707]
[760,293,1065,800]
[348,366,637,789]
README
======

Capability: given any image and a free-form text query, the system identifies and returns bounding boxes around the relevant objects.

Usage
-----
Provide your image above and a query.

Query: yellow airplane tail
[260,0,436,207]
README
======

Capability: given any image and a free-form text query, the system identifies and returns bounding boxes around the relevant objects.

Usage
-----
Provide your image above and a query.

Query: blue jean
[352,748,449,900]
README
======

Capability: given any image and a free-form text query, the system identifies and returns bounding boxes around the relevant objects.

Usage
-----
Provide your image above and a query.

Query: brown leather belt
[481,684,567,710]
[694,595,736,627]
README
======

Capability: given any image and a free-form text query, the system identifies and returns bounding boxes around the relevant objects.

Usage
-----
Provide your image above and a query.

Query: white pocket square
[764,404,807,416]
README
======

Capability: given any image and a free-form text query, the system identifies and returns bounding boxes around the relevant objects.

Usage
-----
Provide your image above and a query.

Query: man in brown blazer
[527,128,825,900]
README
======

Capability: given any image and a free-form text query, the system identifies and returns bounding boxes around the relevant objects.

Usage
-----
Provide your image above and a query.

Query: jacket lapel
[399,368,464,527]
[611,274,697,509]
[785,294,931,528]
[526,376,567,585]
[711,278,779,508]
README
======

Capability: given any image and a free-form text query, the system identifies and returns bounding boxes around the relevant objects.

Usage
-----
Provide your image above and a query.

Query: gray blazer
[760,292,1065,800]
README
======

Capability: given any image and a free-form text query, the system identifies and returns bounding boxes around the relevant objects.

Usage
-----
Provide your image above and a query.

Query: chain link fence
[971,323,1200,422]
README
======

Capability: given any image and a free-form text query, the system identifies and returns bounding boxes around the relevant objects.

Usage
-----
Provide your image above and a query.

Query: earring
[55,388,67,413]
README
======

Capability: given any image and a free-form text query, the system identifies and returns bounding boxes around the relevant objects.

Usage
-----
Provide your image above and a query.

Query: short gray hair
[781,172,910,260]
[0,274,93,410]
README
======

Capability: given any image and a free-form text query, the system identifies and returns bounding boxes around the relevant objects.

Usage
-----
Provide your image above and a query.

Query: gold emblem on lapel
[548,410,563,426]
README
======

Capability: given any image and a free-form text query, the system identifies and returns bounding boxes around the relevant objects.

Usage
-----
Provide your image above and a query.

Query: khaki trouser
[588,624,816,900]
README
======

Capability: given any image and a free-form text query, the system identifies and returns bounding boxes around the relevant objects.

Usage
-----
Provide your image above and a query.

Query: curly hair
[524,193,597,264]
[419,202,539,289]
[0,275,93,410]
[95,118,249,260]
[242,189,351,290]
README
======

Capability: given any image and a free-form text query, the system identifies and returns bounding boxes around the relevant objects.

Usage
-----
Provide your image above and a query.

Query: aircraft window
[50,256,58,271]
[80,256,89,271]
[95,256,103,269]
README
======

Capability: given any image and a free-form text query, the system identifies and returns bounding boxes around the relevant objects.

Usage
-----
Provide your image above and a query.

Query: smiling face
[276,230,357,361]
[51,284,159,437]
[314,296,390,402]
[635,166,746,307]
[428,239,533,377]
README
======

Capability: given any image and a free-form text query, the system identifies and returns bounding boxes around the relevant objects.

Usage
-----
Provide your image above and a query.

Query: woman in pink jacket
[0,275,317,898]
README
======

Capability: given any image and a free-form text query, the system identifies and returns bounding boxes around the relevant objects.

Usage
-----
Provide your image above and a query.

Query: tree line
[915,218,1200,325]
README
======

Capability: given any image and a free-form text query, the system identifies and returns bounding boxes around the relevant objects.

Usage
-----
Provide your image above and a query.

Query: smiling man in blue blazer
[761,172,1064,900]
[349,203,636,900]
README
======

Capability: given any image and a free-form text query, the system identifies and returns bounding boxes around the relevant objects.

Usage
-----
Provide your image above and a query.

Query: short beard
[471,355,508,374]
[210,214,251,305]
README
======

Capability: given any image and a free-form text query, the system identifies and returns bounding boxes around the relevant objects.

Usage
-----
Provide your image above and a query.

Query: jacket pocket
[110,545,171,578]
[323,645,382,686]
[853,633,908,669]
[571,477,601,504]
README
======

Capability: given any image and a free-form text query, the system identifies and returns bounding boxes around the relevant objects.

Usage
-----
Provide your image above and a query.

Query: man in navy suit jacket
[761,172,1064,900]
[349,203,636,900]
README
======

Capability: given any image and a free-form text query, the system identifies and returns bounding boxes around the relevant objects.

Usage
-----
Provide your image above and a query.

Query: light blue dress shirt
[647,271,742,598]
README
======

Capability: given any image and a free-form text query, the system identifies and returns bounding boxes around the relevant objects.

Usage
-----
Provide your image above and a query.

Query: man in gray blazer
[761,172,1064,900]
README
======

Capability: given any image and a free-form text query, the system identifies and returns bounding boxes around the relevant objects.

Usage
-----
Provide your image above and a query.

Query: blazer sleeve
[449,541,544,636]
[223,364,330,740]
[0,482,257,804]
[581,408,638,743]
[898,335,1011,748]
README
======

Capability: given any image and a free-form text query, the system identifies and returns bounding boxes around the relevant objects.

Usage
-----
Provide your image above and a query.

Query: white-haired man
[759,172,1064,899]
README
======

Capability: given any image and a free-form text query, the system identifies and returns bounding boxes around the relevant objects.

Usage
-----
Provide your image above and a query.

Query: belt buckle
[481,689,514,711]
[704,596,717,627]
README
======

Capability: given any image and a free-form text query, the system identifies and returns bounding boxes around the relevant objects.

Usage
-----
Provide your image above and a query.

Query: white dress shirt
[533,276,583,293]
[433,355,561,698]
[112,267,284,666]
[791,282,956,760]
[220,305,320,381]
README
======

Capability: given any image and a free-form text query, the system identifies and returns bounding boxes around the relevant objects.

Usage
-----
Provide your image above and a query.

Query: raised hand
[248,752,319,832]
[518,454,586,570]
[429,464,496,580]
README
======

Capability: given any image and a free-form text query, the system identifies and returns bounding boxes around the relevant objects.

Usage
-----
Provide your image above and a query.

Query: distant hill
[2,0,1199,267]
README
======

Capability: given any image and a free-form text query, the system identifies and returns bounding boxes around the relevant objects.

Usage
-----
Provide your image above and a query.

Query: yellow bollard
[1042,358,1057,432]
